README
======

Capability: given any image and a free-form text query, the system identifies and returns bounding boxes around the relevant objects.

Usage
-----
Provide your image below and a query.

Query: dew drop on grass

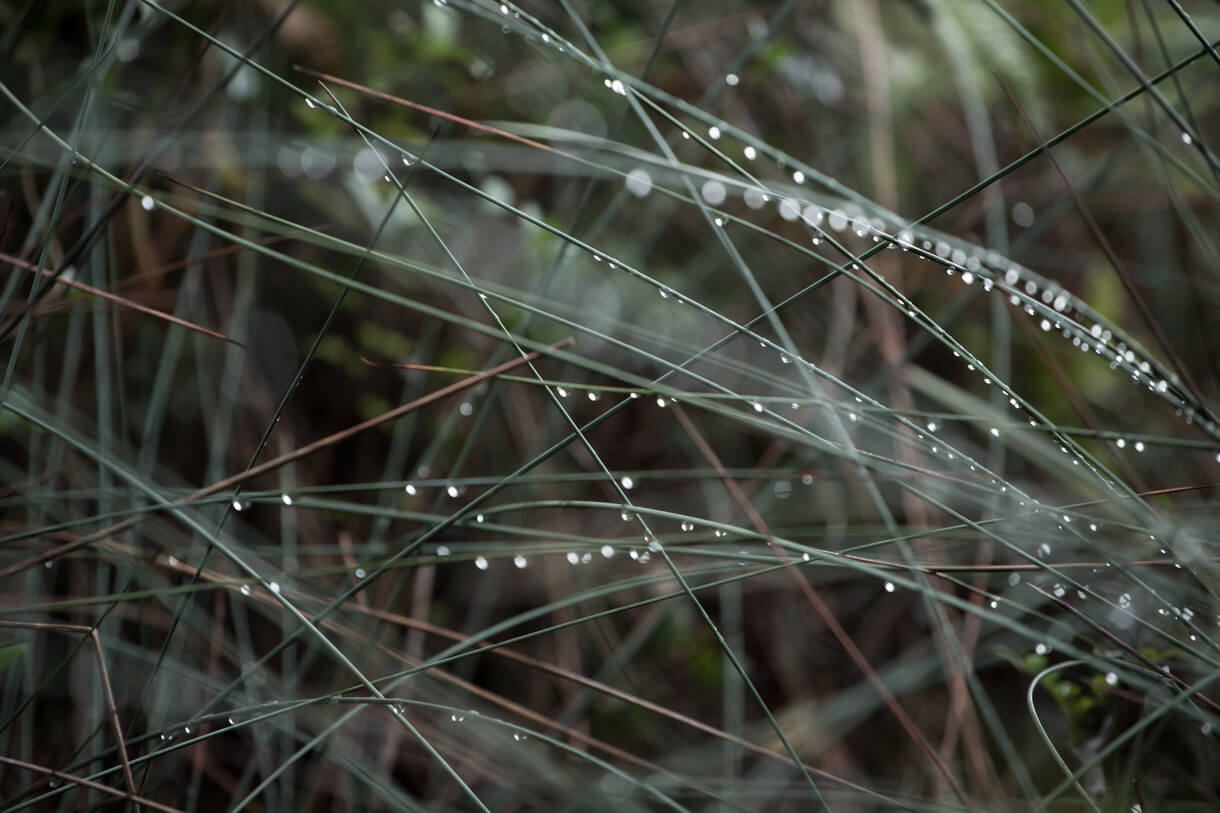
[1134,441,1145,452]
[792,170,805,184]
[778,198,801,221]
[566,552,579,565]
[827,210,848,231]
[884,582,895,593]
[1034,642,1049,655]
[743,145,757,160]
[474,556,489,570]
[232,500,243,511]
[1037,542,1051,558]
[656,396,667,408]
[437,545,450,556]
[475,512,485,523]
[751,402,763,413]
[446,485,459,498]
[240,584,251,596]
[620,476,634,490]
[1183,132,1193,145]
[725,73,739,86]
[405,484,417,495]
[681,521,694,531]
[513,554,528,569]
[601,544,614,558]
[269,582,280,594]
[624,168,652,198]
[701,180,726,205]
[743,187,766,209]
[1008,572,1021,586]
[281,493,293,505]
[141,194,155,211]
[355,568,366,579]
[587,391,600,401]
[708,125,721,140]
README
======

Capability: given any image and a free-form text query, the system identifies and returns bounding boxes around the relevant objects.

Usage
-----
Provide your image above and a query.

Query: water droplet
[1134,441,1145,452]
[701,180,726,205]
[751,402,763,413]
[232,500,244,511]
[778,198,801,221]
[447,485,459,498]
[1034,642,1049,655]
[1053,584,1066,598]
[474,556,489,570]
[884,581,895,593]
[167,555,179,567]
[269,581,281,594]
[725,73,739,86]
[655,396,667,408]
[1118,592,1132,609]
[513,554,528,569]
[743,186,767,209]
[624,168,652,198]
[620,476,634,490]
[140,194,155,211]
[648,538,662,552]
[355,568,366,579]
[405,484,417,495]
[792,170,805,184]
[708,125,721,140]
[1037,542,1051,558]
[600,544,615,558]
[566,552,579,565]
[475,513,485,523]
[743,145,757,160]
[827,210,848,231]
[1182,132,1193,145]
[1105,671,1118,686]
[305,97,316,109]
[281,493,293,505]
[437,545,450,556]
[681,520,694,532]
[989,599,999,609]
[556,386,569,398]
[587,391,601,401]
[240,584,251,596]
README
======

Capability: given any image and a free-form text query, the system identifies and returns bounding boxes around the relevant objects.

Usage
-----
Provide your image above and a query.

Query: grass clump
[1,1,1219,810]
